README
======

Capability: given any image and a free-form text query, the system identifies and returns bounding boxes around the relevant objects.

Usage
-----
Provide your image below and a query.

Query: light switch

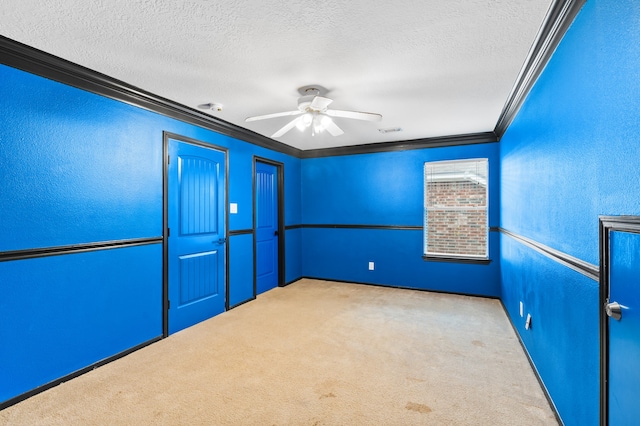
[230,203,238,214]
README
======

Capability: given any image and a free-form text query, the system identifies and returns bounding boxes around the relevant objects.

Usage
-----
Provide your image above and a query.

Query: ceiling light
[296,113,313,132]
[312,116,324,136]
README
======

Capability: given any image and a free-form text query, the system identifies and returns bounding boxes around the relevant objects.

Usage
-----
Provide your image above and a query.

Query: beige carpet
[0,279,558,425]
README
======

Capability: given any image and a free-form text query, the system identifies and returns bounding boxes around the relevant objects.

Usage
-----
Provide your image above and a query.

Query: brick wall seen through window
[424,159,488,259]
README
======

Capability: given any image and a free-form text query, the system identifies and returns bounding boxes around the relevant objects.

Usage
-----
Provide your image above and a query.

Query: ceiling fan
[245,88,382,138]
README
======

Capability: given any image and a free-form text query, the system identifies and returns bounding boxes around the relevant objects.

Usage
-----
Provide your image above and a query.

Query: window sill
[422,255,492,265]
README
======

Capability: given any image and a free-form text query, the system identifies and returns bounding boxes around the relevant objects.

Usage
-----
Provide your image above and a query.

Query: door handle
[215,238,227,245]
[274,230,279,236]
[606,301,622,321]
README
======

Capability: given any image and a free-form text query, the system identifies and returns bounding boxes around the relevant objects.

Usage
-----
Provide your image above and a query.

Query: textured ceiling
[0,0,553,151]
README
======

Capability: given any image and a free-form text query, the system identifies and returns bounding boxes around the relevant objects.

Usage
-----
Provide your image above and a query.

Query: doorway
[164,133,228,335]
[599,216,640,425]
[254,157,284,295]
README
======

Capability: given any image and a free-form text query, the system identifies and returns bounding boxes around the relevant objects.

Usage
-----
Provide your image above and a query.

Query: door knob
[215,238,226,245]
[606,301,622,321]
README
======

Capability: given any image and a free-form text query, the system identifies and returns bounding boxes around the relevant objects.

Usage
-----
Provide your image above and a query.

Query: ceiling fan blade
[325,109,382,122]
[271,116,302,138]
[309,96,333,111]
[324,120,344,137]
[245,110,302,122]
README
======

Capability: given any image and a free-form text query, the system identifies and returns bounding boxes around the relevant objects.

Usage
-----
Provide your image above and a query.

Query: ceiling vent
[378,127,402,134]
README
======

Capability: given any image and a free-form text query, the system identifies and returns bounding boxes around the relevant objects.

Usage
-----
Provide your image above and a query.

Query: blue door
[255,161,279,294]
[168,138,226,334]
[607,230,640,425]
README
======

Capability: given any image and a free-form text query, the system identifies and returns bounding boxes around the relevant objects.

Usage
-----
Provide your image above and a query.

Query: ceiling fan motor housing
[297,95,316,112]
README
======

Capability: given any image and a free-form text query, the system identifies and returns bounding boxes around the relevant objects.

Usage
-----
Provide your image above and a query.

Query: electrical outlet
[519,301,524,317]
[368,262,375,271]
[525,313,532,330]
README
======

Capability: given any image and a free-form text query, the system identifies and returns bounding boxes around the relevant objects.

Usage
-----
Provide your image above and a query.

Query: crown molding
[300,132,498,158]
[494,0,587,139]
[0,35,302,158]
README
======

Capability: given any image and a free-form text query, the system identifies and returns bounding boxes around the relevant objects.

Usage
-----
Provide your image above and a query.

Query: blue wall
[0,63,302,405]
[301,144,501,297]
[0,245,162,402]
[499,0,640,424]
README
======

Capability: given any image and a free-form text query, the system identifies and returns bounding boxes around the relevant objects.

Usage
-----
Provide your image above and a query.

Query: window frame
[422,158,490,265]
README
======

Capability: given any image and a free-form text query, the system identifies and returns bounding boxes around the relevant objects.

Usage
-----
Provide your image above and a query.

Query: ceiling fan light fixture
[312,120,324,136]
[296,113,313,132]
[245,87,380,138]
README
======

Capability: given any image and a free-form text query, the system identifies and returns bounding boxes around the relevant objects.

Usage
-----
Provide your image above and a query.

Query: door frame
[162,132,229,337]
[252,156,285,293]
[599,215,640,425]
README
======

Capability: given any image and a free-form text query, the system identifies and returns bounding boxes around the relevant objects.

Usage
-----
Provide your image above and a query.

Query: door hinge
[168,300,170,309]
[167,155,170,164]
[167,228,170,237]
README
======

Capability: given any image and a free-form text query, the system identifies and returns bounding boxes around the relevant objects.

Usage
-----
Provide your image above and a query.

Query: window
[423,158,488,262]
